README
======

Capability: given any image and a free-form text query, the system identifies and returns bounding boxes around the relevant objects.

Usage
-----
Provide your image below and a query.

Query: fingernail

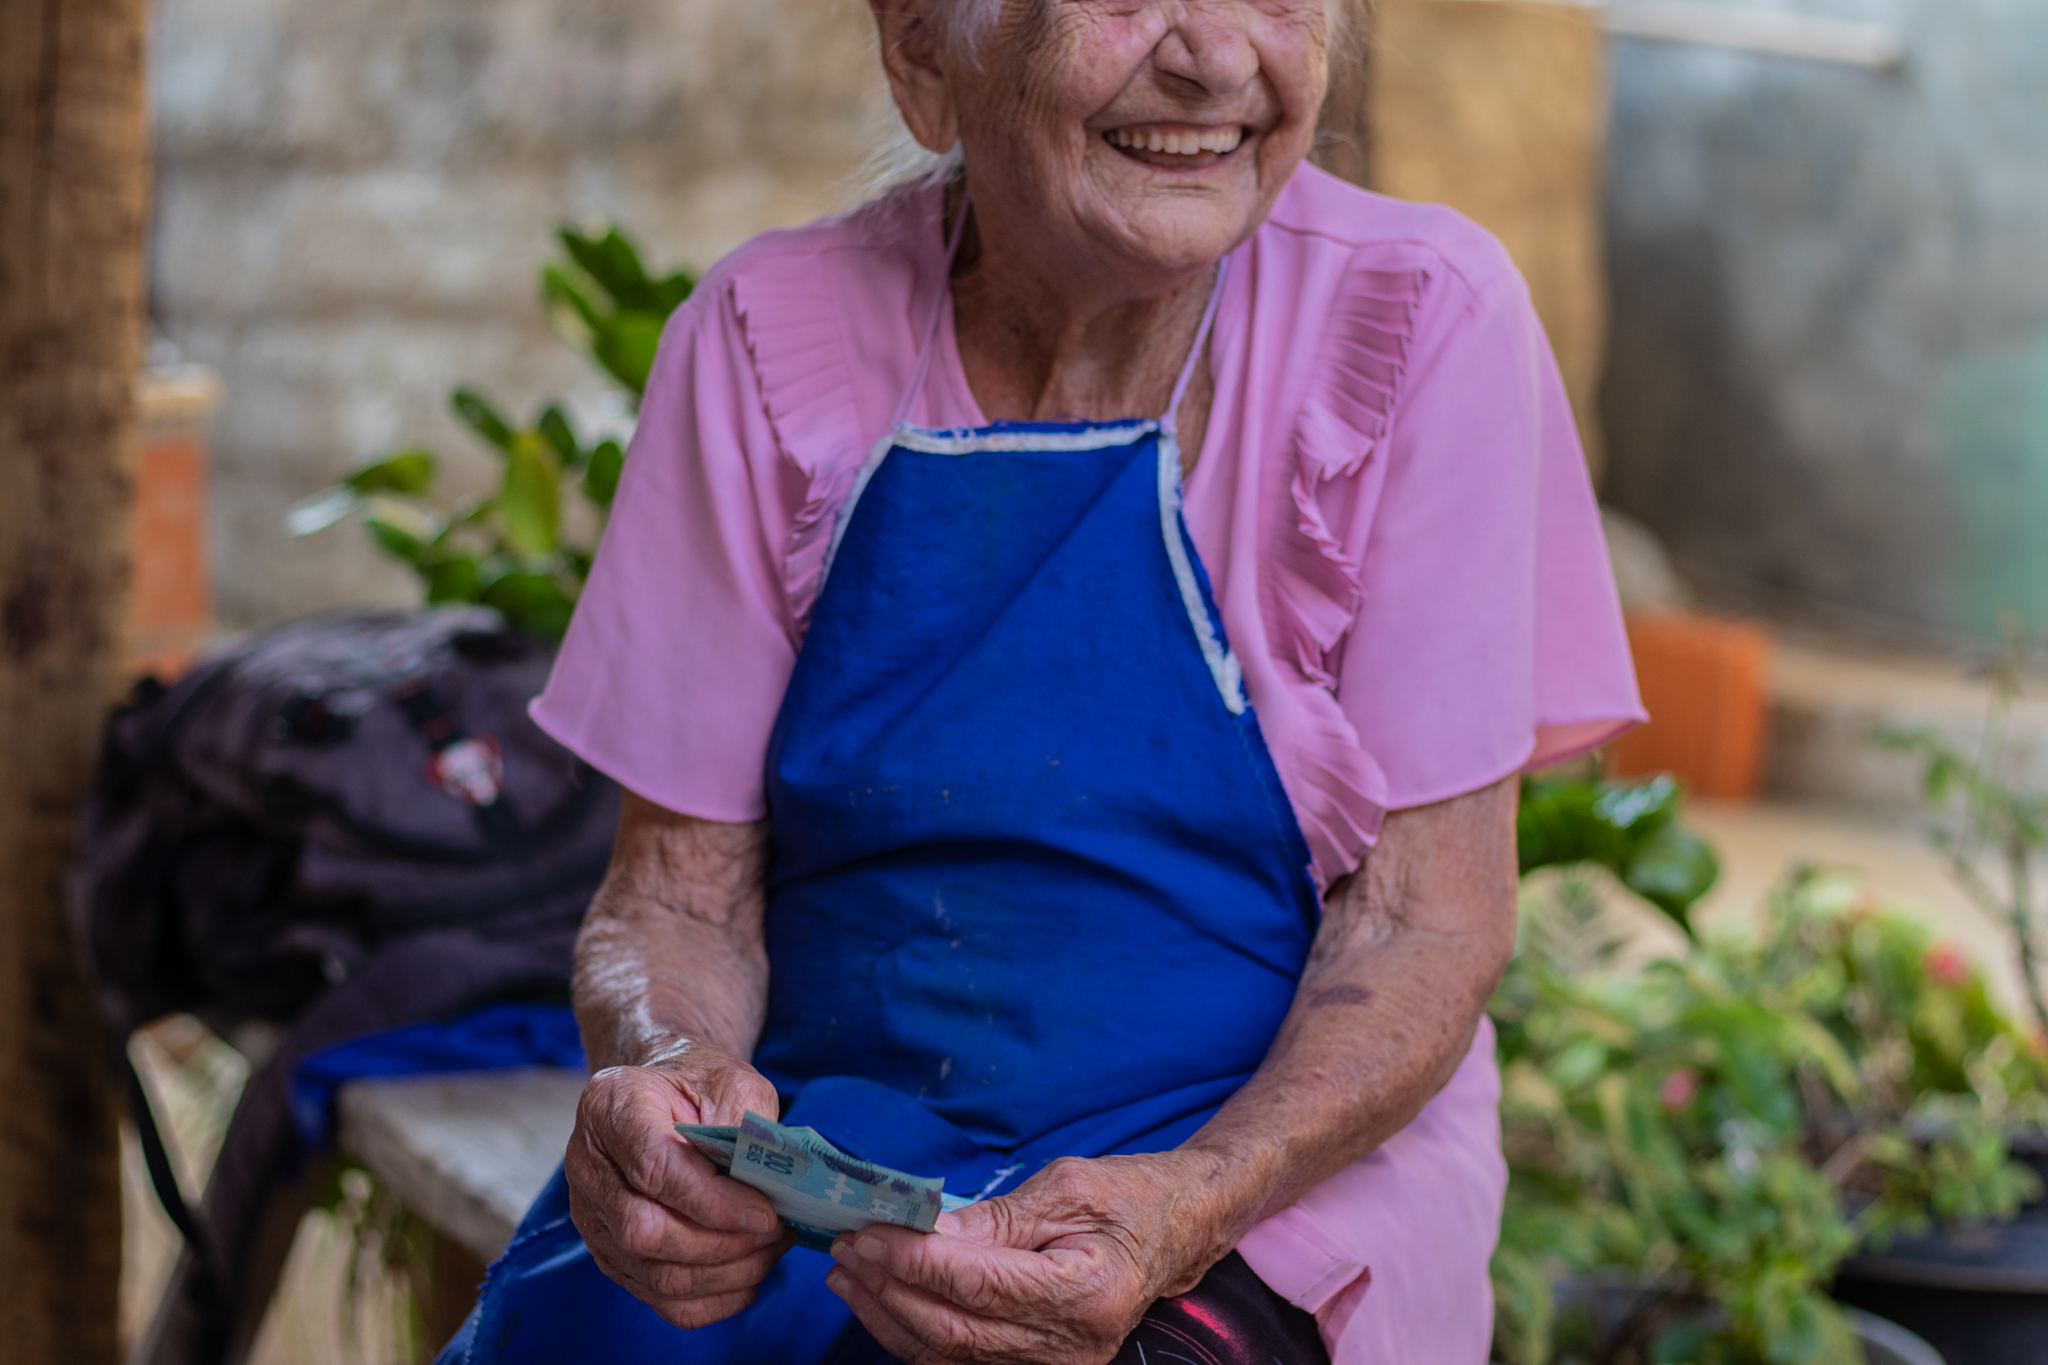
[855,1235,886,1262]
[746,1210,776,1235]
[830,1239,856,1265]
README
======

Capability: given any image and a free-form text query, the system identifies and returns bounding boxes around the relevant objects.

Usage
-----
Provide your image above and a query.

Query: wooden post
[0,2,151,1361]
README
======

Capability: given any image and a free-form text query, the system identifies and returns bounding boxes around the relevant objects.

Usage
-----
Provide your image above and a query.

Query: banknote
[675,1113,967,1251]
[675,1122,738,1172]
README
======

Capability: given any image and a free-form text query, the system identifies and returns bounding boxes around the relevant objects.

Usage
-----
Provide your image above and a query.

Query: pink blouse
[534,164,1642,1362]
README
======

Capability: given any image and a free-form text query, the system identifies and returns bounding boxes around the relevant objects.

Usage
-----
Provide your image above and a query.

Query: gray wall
[152,0,890,627]
[1601,0,2048,642]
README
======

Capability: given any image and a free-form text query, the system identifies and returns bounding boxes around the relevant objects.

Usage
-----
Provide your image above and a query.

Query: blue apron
[443,244,1320,1365]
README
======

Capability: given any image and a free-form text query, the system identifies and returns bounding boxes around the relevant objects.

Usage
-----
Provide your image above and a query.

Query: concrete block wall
[1600,0,2048,643]
[151,0,891,627]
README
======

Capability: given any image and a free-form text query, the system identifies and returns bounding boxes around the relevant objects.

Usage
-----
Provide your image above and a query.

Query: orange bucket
[1608,612,1773,800]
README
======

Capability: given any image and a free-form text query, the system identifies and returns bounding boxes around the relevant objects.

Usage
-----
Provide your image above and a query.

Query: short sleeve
[529,283,799,821]
[1333,265,1643,809]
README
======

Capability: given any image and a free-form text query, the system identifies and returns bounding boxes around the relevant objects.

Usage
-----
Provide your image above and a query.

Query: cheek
[979,12,1157,143]
[1259,12,1332,128]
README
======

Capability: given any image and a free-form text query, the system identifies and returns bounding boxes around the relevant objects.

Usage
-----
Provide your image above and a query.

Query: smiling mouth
[1104,125,1247,167]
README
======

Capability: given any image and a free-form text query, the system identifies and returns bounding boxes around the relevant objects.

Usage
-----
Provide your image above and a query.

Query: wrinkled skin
[895,0,1336,458]
[571,781,1517,1362]
[564,4,1522,1362]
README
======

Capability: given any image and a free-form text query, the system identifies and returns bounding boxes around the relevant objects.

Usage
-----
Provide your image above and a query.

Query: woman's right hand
[564,1044,793,1328]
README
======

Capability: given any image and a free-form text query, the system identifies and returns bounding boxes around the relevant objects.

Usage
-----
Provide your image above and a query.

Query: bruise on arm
[573,790,774,1072]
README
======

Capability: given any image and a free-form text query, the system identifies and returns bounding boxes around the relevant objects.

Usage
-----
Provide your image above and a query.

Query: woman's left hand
[825,1151,1222,1365]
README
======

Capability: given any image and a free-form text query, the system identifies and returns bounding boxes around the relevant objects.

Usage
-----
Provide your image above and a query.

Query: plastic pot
[1830,1142,2048,1365]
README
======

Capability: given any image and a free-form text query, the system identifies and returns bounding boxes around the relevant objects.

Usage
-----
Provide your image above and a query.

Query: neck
[946,193,1218,427]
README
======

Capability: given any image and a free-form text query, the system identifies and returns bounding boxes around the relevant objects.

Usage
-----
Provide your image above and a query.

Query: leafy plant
[1877,624,2048,1034]
[1491,860,2048,1365]
[1518,774,1722,941]
[288,226,694,639]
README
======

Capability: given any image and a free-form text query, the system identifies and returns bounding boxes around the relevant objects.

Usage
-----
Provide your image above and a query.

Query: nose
[1150,0,1262,98]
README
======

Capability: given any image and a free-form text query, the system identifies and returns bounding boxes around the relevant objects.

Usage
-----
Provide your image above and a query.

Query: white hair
[859,0,1008,193]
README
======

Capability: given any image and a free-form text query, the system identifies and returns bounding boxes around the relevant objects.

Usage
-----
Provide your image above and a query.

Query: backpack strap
[124,1049,227,1310]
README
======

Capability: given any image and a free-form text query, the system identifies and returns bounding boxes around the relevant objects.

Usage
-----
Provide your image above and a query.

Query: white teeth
[1107,126,1244,156]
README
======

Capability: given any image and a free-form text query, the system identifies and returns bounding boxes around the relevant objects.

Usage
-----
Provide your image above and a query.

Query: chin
[1107,204,1260,276]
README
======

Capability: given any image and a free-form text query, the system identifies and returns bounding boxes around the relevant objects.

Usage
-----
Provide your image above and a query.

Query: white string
[889,189,976,431]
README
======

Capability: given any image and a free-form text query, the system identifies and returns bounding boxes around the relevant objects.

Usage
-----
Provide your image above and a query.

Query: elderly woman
[439,2,1640,1362]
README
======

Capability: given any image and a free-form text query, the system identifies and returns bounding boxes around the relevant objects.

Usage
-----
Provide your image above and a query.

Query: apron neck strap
[891,188,1232,437]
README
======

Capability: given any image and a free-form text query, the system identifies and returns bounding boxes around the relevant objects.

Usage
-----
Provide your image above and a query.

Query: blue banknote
[675,1113,961,1251]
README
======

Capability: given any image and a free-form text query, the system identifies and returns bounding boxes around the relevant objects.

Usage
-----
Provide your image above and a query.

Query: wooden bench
[336,1067,587,1337]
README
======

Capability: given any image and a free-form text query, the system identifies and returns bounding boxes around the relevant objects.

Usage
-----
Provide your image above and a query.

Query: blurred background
[16,0,2048,1362]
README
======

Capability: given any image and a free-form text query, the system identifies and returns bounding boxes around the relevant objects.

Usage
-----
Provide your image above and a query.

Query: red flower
[1659,1068,1701,1113]
[1923,942,1971,989]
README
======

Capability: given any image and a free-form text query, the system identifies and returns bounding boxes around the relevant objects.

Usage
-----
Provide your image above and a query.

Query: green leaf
[480,570,576,641]
[420,554,483,604]
[653,269,696,314]
[367,518,427,562]
[452,389,516,453]
[346,448,438,496]
[1782,1013,1864,1103]
[559,226,661,312]
[592,314,665,398]
[284,485,359,536]
[1626,826,1720,937]
[536,404,582,469]
[1594,775,1682,833]
[1518,775,1716,932]
[542,265,603,341]
[583,439,624,509]
[498,431,562,556]
[363,497,443,563]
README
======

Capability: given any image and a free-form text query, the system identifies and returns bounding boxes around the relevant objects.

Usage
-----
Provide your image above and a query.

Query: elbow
[1475,882,1520,1000]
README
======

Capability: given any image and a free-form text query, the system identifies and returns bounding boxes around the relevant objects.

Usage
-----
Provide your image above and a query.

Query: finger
[840,1222,1064,1318]
[588,1232,788,1308]
[581,1082,782,1238]
[651,1285,763,1333]
[932,1184,1071,1252]
[567,1132,779,1267]
[827,1263,987,1365]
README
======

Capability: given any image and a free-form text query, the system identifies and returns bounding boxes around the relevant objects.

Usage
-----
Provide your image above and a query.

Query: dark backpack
[70,607,620,1365]
[71,605,618,1038]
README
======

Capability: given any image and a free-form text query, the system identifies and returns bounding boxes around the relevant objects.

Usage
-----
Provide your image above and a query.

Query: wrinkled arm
[574,790,772,1071]
[564,792,789,1330]
[1174,774,1521,1260]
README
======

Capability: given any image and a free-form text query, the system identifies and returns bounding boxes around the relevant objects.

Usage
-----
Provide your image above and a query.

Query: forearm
[1182,920,1506,1230]
[573,795,774,1072]
[1174,779,1520,1263]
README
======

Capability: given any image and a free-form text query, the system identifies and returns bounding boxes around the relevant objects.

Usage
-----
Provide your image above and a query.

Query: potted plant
[1837,630,2048,1361]
[1500,776,2047,1364]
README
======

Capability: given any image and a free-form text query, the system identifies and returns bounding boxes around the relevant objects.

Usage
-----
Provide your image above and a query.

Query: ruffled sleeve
[1327,246,1643,809]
